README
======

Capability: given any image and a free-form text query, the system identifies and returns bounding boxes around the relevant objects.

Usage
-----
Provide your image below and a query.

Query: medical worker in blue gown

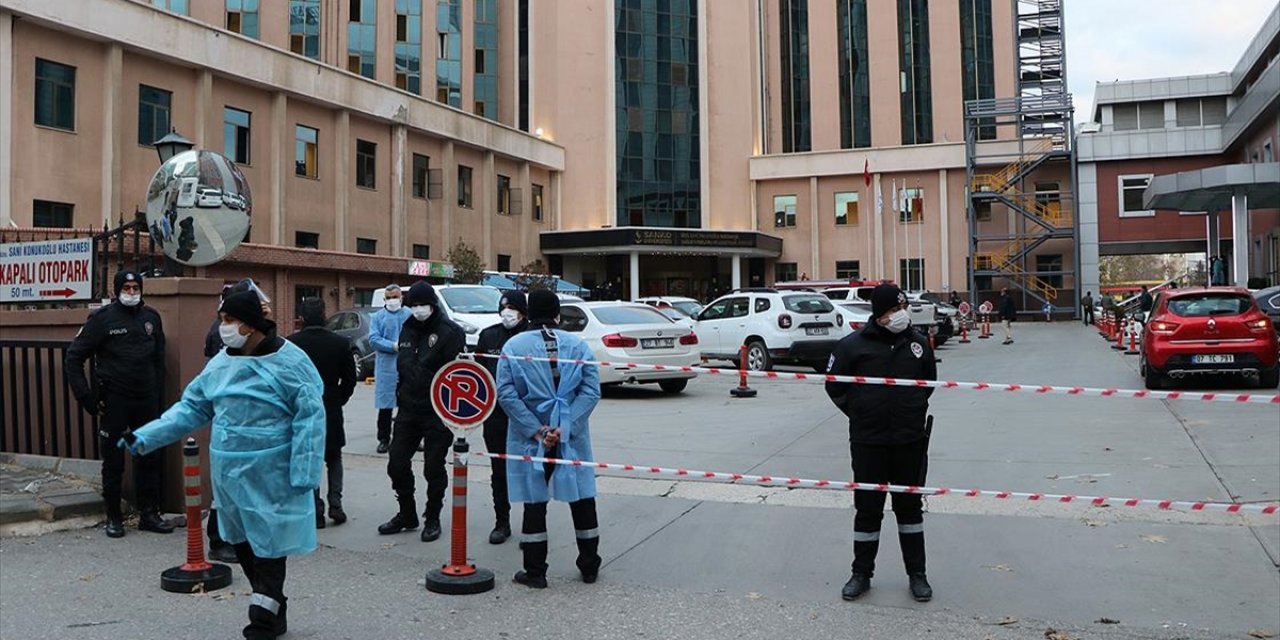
[369,284,410,453]
[123,290,325,640]
[497,289,602,589]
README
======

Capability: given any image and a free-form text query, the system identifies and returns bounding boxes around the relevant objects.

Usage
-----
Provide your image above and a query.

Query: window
[836,260,860,279]
[775,262,798,283]
[226,0,260,38]
[223,107,251,164]
[412,244,430,259]
[899,187,923,223]
[1113,101,1164,131]
[897,0,933,145]
[974,199,992,221]
[532,183,545,222]
[780,0,811,153]
[558,306,588,332]
[497,175,511,215]
[458,165,473,207]
[395,0,422,94]
[754,298,772,314]
[35,59,75,131]
[497,254,511,272]
[1118,174,1153,217]
[436,0,463,107]
[412,154,429,198]
[898,258,924,291]
[727,297,751,318]
[838,0,871,148]
[959,0,995,140]
[152,0,188,13]
[1138,101,1164,130]
[1176,99,1202,127]
[1265,141,1274,163]
[1201,98,1227,125]
[295,125,318,178]
[137,85,171,146]
[774,195,798,228]
[1035,181,1061,220]
[33,200,73,228]
[518,0,530,130]
[473,0,498,120]
[348,0,376,79]
[295,231,320,248]
[1036,254,1063,289]
[294,285,323,317]
[290,0,321,59]
[356,237,377,254]
[356,139,376,188]
[834,192,859,226]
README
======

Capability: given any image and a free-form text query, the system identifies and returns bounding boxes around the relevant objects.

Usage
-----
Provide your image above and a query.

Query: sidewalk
[0,453,103,536]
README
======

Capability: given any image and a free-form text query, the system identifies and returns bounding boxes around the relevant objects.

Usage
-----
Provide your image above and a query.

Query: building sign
[541,228,783,256]
[0,238,94,303]
[632,229,761,249]
[408,260,455,279]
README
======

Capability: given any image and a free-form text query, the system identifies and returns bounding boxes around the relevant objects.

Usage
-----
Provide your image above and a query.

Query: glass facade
[474,0,498,119]
[779,0,810,153]
[837,0,870,149]
[897,0,932,145]
[395,0,422,93]
[152,0,188,14]
[289,0,321,59]
[348,0,377,79]
[615,0,701,228]
[436,0,462,107]
[960,0,995,139]
[518,0,530,131]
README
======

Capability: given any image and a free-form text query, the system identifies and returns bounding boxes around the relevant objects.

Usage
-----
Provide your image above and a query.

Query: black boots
[329,506,348,525]
[420,515,442,542]
[376,440,389,454]
[841,572,871,600]
[908,574,933,602]
[138,510,175,534]
[377,512,418,535]
[488,520,511,545]
[576,537,602,584]
[514,540,549,589]
[209,543,239,563]
[104,518,125,538]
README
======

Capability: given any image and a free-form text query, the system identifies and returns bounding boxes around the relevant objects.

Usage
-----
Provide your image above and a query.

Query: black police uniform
[824,320,936,581]
[64,280,167,528]
[475,316,528,538]
[287,323,357,525]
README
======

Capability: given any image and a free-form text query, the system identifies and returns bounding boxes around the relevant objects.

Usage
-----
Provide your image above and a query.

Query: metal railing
[0,340,100,460]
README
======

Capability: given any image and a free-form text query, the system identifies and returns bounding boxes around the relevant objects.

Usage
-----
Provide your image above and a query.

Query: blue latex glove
[116,431,144,456]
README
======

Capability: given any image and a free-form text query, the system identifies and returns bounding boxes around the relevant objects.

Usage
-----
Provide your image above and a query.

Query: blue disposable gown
[132,342,326,558]
[369,307,411,409]
[497,329,600,504]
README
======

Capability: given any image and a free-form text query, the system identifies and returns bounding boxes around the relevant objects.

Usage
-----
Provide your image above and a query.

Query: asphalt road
[2,322,1277,639]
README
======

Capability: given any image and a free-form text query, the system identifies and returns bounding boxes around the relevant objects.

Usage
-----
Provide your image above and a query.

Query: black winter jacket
[396,311,466,421]
[474,320,528,425]
[824,321,936,445]
[288,326,357,453]
[64,301,166,409]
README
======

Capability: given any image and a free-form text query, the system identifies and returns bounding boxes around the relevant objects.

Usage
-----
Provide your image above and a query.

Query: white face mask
[884,309,911,334]
[219,322,248,348]
[500,309,523,329]
[119,293,141,307]
[385,298,403,312]
[411,305,433,321]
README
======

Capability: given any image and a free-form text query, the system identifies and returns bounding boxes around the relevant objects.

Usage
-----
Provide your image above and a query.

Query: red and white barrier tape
[473,353,1280,406]
[479,452,1279,516]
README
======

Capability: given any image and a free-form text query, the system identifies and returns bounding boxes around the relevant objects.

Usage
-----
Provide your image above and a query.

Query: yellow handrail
[970,138,1054,193]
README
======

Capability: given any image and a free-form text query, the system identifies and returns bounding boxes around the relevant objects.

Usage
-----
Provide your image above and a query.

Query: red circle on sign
[978,301,993,314]
[430,359,498,432]
[958,301,972,315]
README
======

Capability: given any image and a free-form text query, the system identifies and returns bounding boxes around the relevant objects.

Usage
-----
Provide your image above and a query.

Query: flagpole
[892,179,899,284]
[917,180,923,291]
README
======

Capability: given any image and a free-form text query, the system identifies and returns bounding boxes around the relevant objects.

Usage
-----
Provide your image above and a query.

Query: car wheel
[352,351,364,379]
[658,379,688,394]
[745,341,771,372]
[1143,362,1166,390]
[1259,366,1280,389]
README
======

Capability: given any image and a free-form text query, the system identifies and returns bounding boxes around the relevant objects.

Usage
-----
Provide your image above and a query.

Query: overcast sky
[1065,0,1276,121]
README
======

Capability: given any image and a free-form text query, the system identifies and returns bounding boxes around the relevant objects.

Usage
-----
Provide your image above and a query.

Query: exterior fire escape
[964,0,1077,310]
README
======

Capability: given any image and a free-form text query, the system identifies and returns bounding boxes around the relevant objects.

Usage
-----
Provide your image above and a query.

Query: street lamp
[152,128,195,164]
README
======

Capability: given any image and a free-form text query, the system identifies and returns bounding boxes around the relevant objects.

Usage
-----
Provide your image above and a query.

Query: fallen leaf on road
[212,593,235,601]
[984,564,1014,572]
[380,542,397,550]
[1140,534,1168,544]
[78,573,99,582]
[745,592,763,600]
[996,616,1019,626]
[1096,617,1120,624]
[1044,629,1075,640]
[1248,630,1276,639]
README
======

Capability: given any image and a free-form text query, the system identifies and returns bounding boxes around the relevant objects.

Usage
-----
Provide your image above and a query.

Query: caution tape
[473,353,1280,406]
[478,452,1280,516]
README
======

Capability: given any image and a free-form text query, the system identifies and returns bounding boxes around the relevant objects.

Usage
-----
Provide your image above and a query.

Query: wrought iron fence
[0,340,100,460]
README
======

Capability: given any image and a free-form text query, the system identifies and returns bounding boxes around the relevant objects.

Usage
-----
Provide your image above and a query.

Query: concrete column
[551,170,562,230]
[270,92,287,245]
[808,176,820,278]
[102,44,123,225]
[333,111,350,252]
[731,254,742,289]
[1077,162,1101,300]
[629,251,640,301]
[194,69,213,148]
[518,162,532,263]
[482,151,495,263]
[938,168,949,290]
[0,10,13,226]
[391,124,407,256]
[749,180,759,231]
[442,140,455,246]
[1231,192,1249,287]
[1207,210,1221,287]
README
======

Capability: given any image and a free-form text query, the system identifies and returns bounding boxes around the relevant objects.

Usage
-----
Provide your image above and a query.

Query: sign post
[425,357,497,595]
[0,238,94,303]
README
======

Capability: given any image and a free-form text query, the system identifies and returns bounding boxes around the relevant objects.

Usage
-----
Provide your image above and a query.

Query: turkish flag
[863,159,871,187]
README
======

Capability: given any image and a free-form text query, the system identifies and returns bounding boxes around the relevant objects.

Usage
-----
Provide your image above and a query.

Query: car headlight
[457,320,479,334]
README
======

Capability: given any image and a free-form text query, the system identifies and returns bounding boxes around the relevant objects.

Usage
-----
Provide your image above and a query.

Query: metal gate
[0,340,100,460]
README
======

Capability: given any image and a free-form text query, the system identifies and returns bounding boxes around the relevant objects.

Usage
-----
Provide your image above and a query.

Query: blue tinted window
[348,0,377,79]
[779,0,810,152]
[898,0,932,145]
[838,0,870,148]
[436,0,462,107]
[290,0,321,59]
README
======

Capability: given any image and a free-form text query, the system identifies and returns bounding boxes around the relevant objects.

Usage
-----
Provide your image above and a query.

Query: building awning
[1143,163,1280,211]
[481,272,518,289]
[541,227,784,258]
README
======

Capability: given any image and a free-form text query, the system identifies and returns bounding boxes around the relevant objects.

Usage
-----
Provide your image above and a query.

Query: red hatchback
[1140,288,1279,389]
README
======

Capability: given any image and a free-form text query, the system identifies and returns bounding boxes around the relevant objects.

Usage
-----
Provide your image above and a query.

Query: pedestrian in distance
[369,284,411,454]
[999,288,1016,345]
[122,290,326,640]
[64,270,175,539]
[1081,291,1095,326]
[1139,285,1154,315]
[377,281,465,542]
[824,283,936,603]
[474,290,530,545]
[498,290,603,589]
[287,297,358,528]
[1042,301,1053,322]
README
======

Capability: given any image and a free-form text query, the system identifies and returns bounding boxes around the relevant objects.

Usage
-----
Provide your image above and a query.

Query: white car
[653,306,697,331]
[835,300,873,334]
[558,301,700,393]
[371,284,504,347]
[635,296,705,319]
[695,289,843,372]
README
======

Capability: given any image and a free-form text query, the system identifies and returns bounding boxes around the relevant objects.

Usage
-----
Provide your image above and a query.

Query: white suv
[371,283,503,348]
[695,289,843,371]
[824,286,940,336]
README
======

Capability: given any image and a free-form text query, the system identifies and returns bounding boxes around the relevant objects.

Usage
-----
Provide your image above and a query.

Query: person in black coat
[64,271,175,538]
[825,284,936,603]
[473,290,529,545]
[377,281,466,542]
[287,297,357,527]
[998,288,1017,345]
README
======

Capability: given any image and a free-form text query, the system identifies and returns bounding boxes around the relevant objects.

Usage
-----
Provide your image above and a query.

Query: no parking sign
[430,358,497,434]
[978,301,994,315]
[958,301,972,317]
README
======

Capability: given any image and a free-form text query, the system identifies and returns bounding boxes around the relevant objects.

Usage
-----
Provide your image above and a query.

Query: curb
[0,452,102,483]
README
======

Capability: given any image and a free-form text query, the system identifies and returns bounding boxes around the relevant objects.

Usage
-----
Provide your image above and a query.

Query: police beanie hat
[527,289,560,323]
[499,290,528,316]
[871,284,906,319]
[114,270,143,296]
[404,280,438,306]
[297,297,326,327]
[220,290,274,334]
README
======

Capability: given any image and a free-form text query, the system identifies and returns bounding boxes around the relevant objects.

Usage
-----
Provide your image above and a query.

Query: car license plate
[641,338,675,349]
[804,327,829,336]
[1191,354,1234,364]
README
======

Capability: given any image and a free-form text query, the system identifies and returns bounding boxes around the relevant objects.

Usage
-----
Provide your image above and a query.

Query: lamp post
[152,128,195,164]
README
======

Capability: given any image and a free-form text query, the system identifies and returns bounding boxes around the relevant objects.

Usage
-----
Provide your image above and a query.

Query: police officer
[64,271,174,538]
[377,281,465,542]
[825,284,936,603]
[473,291,529,544]
[287,297,357,528]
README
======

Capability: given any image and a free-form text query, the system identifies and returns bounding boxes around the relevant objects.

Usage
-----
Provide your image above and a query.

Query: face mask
[119,293,141,307]
[385,298,402,312]
[220,322,248,348]
[411,305,433,321]
[500,309,522,329]
[884,309,911,334]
